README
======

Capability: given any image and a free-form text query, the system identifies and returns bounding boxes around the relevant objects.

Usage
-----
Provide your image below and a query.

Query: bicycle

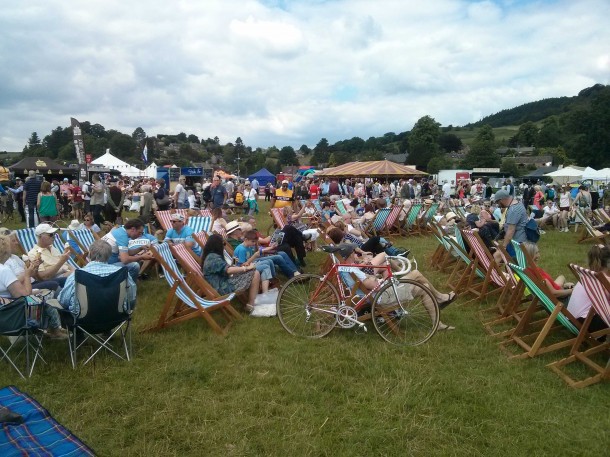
[276,246,440,346]
[0,194,15,225]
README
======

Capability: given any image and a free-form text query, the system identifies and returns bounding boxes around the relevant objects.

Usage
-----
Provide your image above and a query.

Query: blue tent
[248,168,276,187]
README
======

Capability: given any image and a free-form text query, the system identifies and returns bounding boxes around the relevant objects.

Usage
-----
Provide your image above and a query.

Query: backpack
[525,218,541,243]
[202,186,212,202]
[235,192,244,205]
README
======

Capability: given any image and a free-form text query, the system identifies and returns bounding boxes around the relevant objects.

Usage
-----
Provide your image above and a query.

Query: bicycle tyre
[276,273,339,339]
[371,278,439,346]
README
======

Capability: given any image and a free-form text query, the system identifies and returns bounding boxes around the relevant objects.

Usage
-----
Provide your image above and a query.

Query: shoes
[437,323,456,331]
[438,292,457,310]
[245,304,254,313]
[47,327,69,340]
[539,229,546,234]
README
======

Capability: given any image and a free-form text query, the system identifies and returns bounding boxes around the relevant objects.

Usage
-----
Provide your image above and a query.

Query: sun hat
[35,223,58,237]
[68,219,81,230]
[445,212,457,221]
[226,220,242,235]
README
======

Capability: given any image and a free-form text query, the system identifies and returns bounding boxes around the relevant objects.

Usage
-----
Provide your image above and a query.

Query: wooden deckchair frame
[547,265,610,388]
[574,207,610,244]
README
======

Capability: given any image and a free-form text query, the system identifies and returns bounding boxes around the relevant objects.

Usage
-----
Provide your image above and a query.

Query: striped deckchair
[334,200,348,215]
[460,229,507,303]
[363,207,391,237]
[15,228,79,269]
[199,209,213,217]
[187,216,212,234]
[547,265,610,388]
[193,231,234,265]
[67,229,98,265]
[401,203,423,235]
[574,207,610,244]
[170,243,244,310]
[379,205,403,237]
[444,233,485,293]
[155,209,189,231]
[144,242,239,334]
[427,220,456,272]
[420,202,439,231]
[499,264,581,359]
[270,208,286,230]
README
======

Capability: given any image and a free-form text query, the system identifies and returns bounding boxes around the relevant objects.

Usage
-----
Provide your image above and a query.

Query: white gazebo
[144,162,158,178]
[91,150,144,177]
[544,166,585,185]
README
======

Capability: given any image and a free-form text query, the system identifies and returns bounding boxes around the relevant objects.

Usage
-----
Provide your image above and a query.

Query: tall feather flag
[142,143,148,164]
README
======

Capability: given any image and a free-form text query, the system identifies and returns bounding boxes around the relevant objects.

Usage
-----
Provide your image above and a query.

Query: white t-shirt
[4,254,35,284]
[567,282,590,319]
[0,264,19,298]
[246,188,257,200]
[442,183,451,198]
[175,183,187,204]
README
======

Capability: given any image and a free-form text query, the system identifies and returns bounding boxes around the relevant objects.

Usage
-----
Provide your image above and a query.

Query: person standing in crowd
[251,177,259,195]
[309,179,319,201]
[174,176,188,209]
[224,178,235,201]
[493,189,528,261]
[69,179,83,221]
[105,178,125,224]
[9,177,25,222]
[23,170,42,227]
[59,178,71,217]
[264,182,272,202]
[90,173,106,227]
[272,179,294,209]
[81,179,91,215]
[154,178,171,211]
[210,176,227,209]
[37,181,59,222]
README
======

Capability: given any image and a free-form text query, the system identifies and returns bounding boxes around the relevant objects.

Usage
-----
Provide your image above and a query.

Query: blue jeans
[253,259,274,281]
[261,252,298,277]
[108,259,140,282]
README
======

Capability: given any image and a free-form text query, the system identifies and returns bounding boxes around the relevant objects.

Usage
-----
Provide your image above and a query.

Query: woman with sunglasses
[79,213,101,234]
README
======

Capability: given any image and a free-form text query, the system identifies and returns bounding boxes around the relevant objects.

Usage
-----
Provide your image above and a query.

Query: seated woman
[202,234,261,311]
[337,244,456,330]
[0,234,67,339]
[211,207,228,234]
[473,209,500,251]
[79,213,102,234]
[567,244,610,334]
[521,242,573,303]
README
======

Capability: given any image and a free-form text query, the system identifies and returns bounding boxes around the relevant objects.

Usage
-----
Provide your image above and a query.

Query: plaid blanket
[0,385,94,456]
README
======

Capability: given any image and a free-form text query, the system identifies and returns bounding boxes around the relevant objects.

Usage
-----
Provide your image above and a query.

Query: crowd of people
[1,168,608,342]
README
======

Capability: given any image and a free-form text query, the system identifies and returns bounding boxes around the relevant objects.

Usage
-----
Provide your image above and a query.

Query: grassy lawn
[451,126,520,147]
[1,201,609,456]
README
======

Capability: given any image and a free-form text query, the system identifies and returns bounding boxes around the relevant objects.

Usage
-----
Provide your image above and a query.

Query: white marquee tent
[544,166,584,184]
[91,150,144,177]
[144,162,158,178]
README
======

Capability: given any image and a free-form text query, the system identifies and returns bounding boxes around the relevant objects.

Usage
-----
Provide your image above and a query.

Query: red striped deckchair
[461,229,507,303]
[155,209,189,231]
[547,265,610,388]
[379,204,403,237]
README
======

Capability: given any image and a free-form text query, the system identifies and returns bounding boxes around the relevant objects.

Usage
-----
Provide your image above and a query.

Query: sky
[1,0,609,153]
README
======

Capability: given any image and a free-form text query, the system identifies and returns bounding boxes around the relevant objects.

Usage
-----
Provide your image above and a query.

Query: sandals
[438,292,457,310]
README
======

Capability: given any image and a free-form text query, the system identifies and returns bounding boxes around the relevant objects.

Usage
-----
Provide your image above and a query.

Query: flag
[142,144,148,164]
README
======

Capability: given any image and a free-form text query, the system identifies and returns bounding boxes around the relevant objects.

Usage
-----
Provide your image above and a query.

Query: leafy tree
[536,116,562,147]
[438,133,462,153]
[187,134,200,144]
[514,121,538,147]
[298,144,311,155]
[88,123,107,139]
[176,132,188,143]
[462,124,500,168]
[313,138,330,165]
[109,133,137,160]
[500,158,521,177]
[278,146,298,167]
[537,146,571,166]
[426,155,453,174]
[43,126,72,159]
[407,115,441,169]
[132,127,147,144]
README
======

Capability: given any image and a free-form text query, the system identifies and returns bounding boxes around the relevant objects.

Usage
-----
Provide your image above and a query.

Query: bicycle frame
[307,253,403,330]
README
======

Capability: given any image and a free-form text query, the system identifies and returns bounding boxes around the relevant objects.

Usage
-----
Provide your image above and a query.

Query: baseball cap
[282,180,289,185]
[35,223,59,237]
[492,189,511,202]
[336,243,356,258]
[170,213,185,222]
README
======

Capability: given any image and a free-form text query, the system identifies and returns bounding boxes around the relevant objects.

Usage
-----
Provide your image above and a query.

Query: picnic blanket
[0,385,94,456]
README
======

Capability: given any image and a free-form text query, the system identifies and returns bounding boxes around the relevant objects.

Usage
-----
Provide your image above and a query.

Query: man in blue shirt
[22,171,42,227]
[163,213,202,257]
[101,219,154,281]
[493,189,528,259]
[58,240,137,315]
[210,176,227,209]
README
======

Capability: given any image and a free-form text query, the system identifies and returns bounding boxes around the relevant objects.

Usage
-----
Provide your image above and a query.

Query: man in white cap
[27,223,75,287]
[272,179,293,209]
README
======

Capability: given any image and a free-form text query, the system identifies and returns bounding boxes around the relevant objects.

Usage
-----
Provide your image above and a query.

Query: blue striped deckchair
[402,203,423,235]
[15,228,79,269]
[145,243,239,334]
[0,386,95,456]
[67,229,97,256]
[499,263,580,359]
[187,216,212,234]
[421,202,439,228]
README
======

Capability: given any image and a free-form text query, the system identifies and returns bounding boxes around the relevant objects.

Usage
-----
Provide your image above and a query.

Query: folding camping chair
[547,265,610,388]
[499,264,581,359]
[145,243,239,335]
[0,294,50,378]
[57,267,133,368]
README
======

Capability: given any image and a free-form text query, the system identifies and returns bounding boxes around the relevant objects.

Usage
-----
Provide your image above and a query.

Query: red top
[530,267,561,290]
[309,184,319,200]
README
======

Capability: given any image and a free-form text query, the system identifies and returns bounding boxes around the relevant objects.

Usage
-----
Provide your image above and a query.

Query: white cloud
[0,0,609,154]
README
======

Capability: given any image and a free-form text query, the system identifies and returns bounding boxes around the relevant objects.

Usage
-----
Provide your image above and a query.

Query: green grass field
[1,202,609,456]
[451,126,520,147]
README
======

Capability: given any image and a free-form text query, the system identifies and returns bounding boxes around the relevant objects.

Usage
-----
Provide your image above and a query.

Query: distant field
[449,126,520,147]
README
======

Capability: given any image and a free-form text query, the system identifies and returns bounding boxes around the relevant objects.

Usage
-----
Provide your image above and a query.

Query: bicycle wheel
[371,278,439,346]
[276,273,339,338]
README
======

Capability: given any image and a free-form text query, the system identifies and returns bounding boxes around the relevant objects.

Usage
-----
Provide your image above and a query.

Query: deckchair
[444,235,485,293]
[460,229,507,303]
[269,207,286,231]
[594,208,610,223]
[427,220,457,272]
[420,202,439,232]
[15,228,80,269]
[547,265,610,388]
[67,229,98,263]
[379,204,403,237]
[155,209,189,231]
[574,207,610,244]
[499,264,581,359]
[334,200,348,215]
[199,209,213,218]
[362,207,391,237]
[193,231,234,265]
[187,216,212,234]
[170,243,244,314]
[144,243,238,335]
[401,203,423,235]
